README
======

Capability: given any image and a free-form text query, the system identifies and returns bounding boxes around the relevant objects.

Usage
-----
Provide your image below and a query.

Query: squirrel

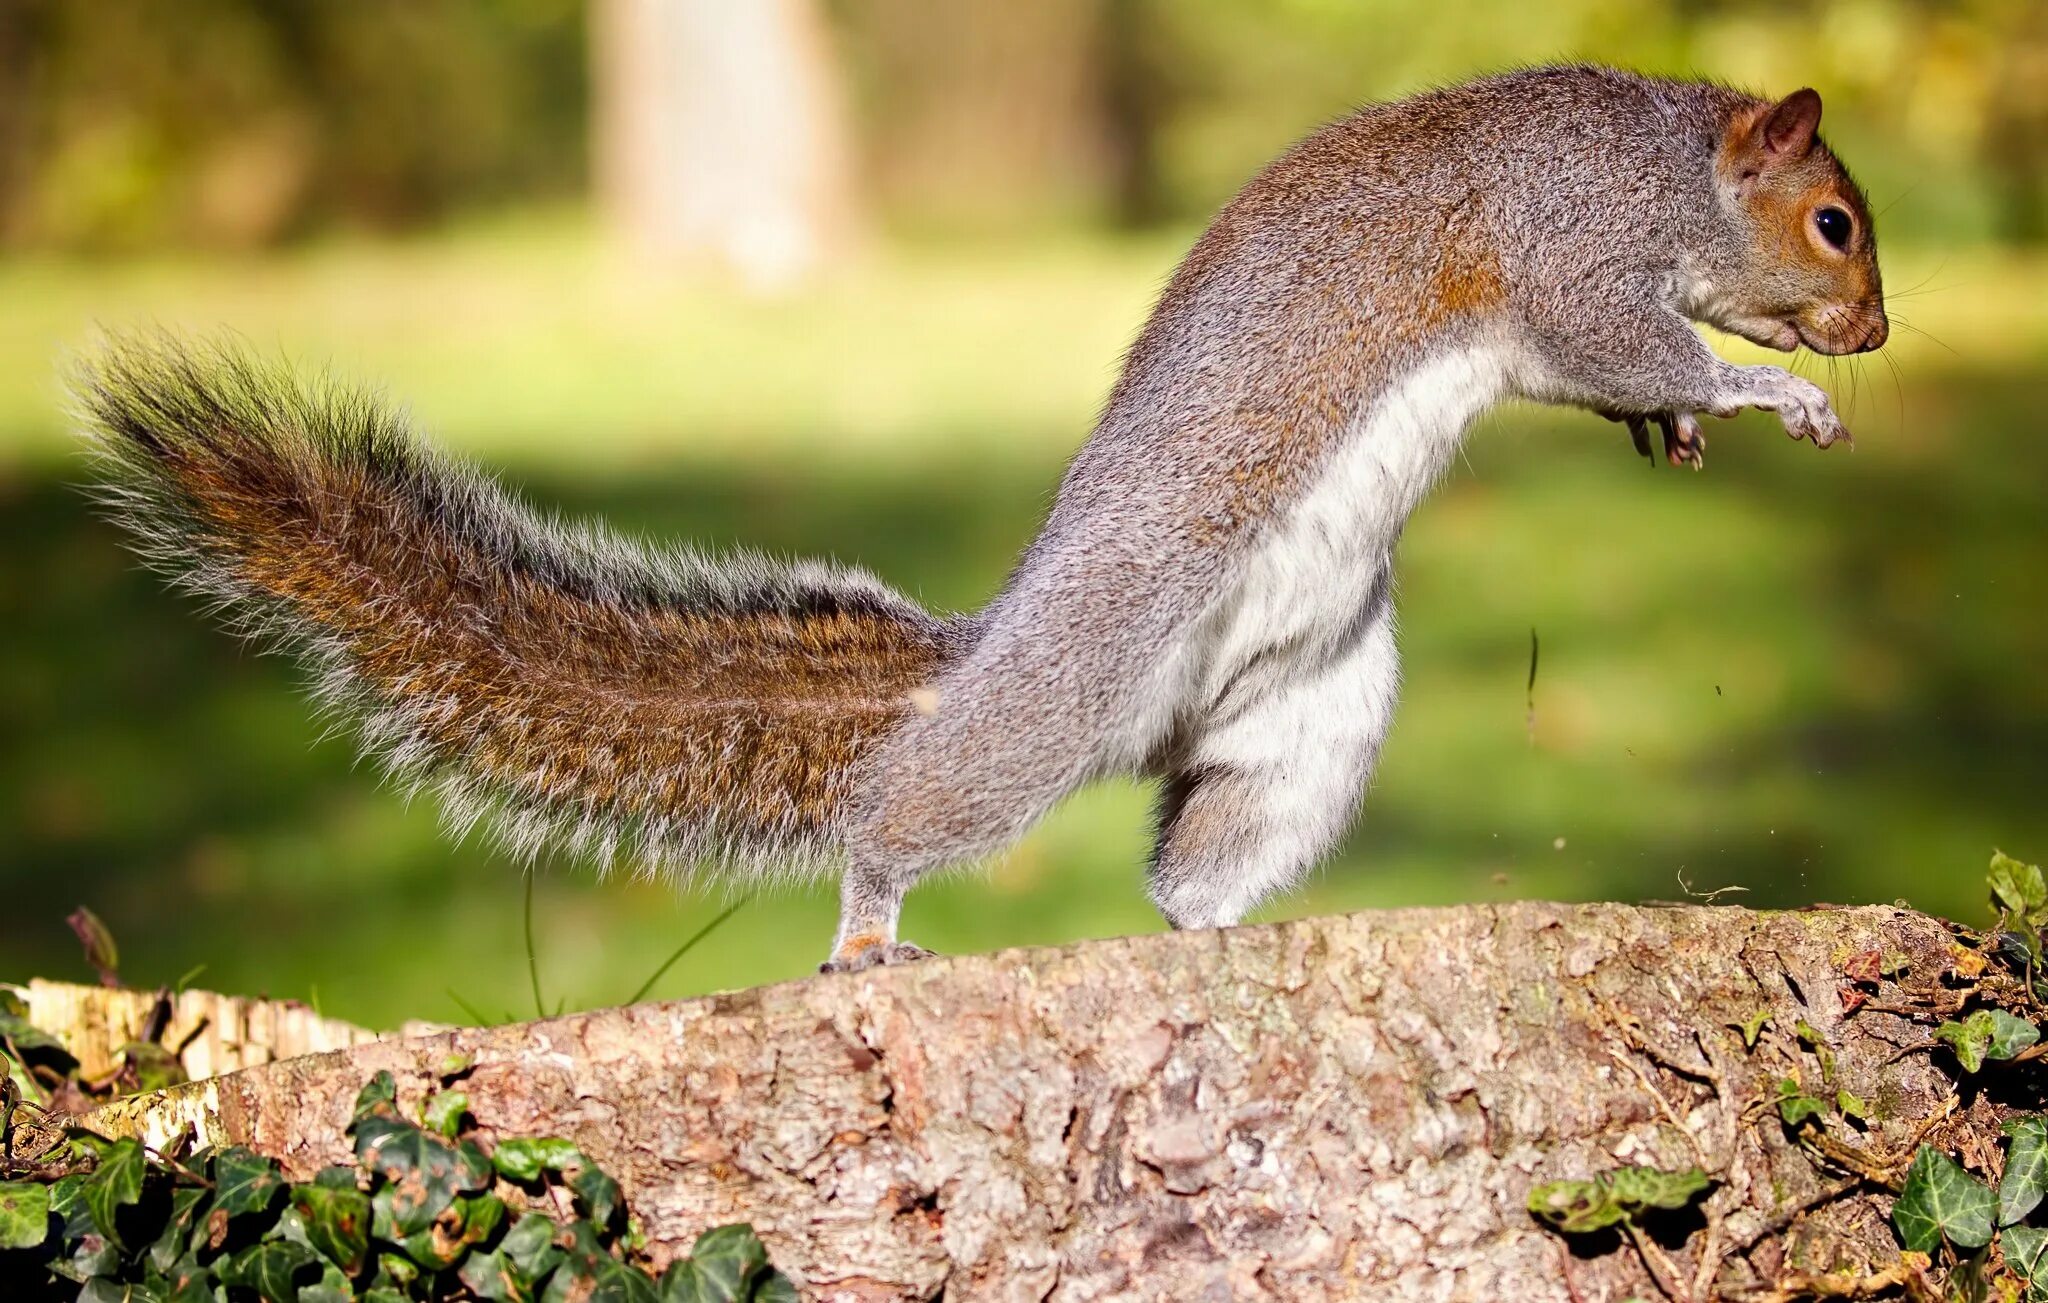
[77,66,1886,974]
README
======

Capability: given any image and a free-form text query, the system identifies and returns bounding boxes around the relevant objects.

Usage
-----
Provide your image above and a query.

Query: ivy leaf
[501,1212,565,1279]
[569,1157,624,1230]
[1775,1078,1827,1128]
[1893,1145,1996,1252]
[352,1071,399,1124]
[1990,851,2048,927]
[1528,1166,1710,1235]
[0,1180,51,1250]
[461,1247,540,1303]
[2006,1224,2048,1288]
[217,1238,318,1302]
[352,1113,465,1236]
[492,1136,582,1183]
[1836,1091,1869,1122]
[84,1138,149,1245]
[79,1281,165,1303]
[300,1262,355,1303]
[0,1000,75,1068]
[545,1220,658,1303]
[1731,1010,1772,1051]
[423,1090,470,1139]
[2003,1119,2048,1226]
[1987,1010,2041,1060]
[213,1145,286,1218]
[752,1270,799,1303]
[683,1224,769,1302]
[158,1254,216,1303]
[291,1182,372,1274]
[146,1184,208,1271]
[1937,1013,1997,1074]
[67,907,122,986]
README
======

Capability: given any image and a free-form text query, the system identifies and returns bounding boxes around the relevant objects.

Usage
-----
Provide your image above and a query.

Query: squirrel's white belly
[1189,346,1512,720]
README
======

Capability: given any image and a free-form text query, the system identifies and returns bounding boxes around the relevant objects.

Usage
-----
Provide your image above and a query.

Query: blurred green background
[2,0,2044,1030]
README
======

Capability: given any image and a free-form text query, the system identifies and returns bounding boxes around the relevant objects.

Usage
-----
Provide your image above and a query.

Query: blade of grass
[525,872,545,1020]
[626,896,753,1006]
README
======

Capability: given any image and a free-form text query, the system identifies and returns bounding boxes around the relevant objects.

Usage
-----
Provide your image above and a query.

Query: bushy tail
[74,336,948,876]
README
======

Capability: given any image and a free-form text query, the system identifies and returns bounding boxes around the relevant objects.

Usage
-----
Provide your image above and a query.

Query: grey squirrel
[77,66,1886,974]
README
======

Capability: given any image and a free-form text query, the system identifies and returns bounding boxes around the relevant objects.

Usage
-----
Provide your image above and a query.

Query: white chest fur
[1192,346,1511,713]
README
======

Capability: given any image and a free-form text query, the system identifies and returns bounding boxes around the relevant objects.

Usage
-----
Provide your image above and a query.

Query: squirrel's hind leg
[1148,588,1400,931]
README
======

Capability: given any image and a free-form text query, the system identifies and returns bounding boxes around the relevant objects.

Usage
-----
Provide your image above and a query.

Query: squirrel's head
[1707,88,1887,356]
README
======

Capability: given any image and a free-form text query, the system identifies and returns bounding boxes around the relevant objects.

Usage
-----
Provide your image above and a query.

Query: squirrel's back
[77,337,952,877]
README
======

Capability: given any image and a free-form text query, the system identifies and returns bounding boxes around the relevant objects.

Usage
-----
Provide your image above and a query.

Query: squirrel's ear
[1761,88,1822,158]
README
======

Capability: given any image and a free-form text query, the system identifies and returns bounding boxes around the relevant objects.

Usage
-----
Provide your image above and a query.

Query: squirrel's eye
[1814,206,1852,250]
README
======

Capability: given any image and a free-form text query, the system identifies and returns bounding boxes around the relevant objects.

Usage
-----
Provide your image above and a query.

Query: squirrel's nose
[1856,313,1889,353]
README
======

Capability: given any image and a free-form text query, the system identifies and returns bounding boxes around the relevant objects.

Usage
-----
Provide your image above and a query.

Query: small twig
[1741,1255,1929,1302]
[1557,1239,1588,1303]
[1624,1219,1694,1303]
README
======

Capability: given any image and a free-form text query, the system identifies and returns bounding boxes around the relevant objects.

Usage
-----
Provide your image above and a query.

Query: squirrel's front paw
[1747,368,1851,450]
[818,937,934,974]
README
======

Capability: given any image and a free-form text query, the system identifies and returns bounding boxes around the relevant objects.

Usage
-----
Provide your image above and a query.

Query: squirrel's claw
[1659,412,1706,470]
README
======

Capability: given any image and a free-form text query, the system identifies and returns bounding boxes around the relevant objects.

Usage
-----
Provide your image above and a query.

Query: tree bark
[77,903,1982,1301]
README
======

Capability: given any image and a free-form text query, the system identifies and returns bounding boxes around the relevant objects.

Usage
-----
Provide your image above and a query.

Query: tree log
[13,979,381,1082]
[76,902,1982,1301]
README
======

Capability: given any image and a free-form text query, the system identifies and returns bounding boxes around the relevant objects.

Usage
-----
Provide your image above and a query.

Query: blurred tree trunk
[589,0,858,289]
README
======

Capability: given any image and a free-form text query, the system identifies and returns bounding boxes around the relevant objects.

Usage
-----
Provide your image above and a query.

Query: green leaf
[543,1220,659,1303]
[1731,1009,1772,1050]
[1893,1144,1996,1252]
[1938,1012,1997,1073]
[1836,1091,1869,1122]
[2004,1119,2048,1225]
[0,1180,51,1250]
[158,1255,217,1303]
[423,1089,470,1138]
[352,1113,465,1235]
[501,1212,565,1278]
[79,1280,165,1303]
[397,1191,505,1271]
[146,1184,208,1271]
[352,1071,399,1123]
[68,906,122,985]
[462,1247,540,1303]
[300,1262,354,1303]
[2007,1223,2048,1286]
[751,1269,799,1303]
[685,1224,769,1303]
[219,1238,318,1301]
[291,1182,372,1274]
[1988,1009,2041,1060]
[213,1144,286,1217]
[0,1005,74,1066]
[1603,1167,1711,1212]
[84,1137,149,1245]
[492,1136,583,1183]
[1774,1078,1826,1127]
[1991,851,2048,925]
[569,1158,624,1229]
[1528,1165,1711,1236]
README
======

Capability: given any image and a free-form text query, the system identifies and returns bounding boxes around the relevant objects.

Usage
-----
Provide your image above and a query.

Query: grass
[2,210,2044,1028]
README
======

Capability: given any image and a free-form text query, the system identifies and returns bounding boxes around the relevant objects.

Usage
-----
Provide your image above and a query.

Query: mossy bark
[75,903,1982,1301]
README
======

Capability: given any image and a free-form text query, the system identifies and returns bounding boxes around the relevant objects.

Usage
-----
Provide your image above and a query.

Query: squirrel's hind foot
[819,940,935,974]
